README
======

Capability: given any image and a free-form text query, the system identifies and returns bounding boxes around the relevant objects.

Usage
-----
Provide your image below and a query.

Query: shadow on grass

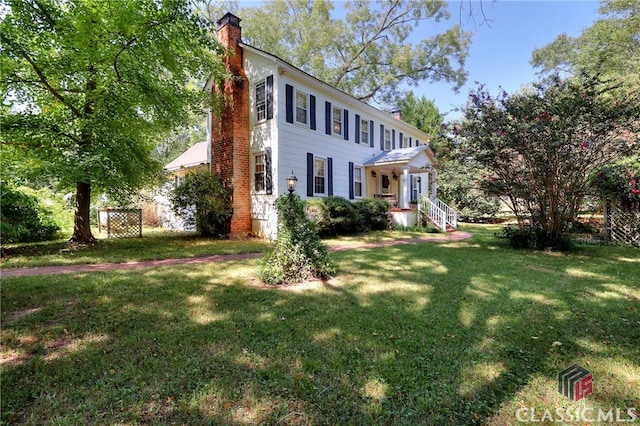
[1,235,638,424]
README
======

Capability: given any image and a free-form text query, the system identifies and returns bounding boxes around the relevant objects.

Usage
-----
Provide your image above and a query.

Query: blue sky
[418,1,601,120]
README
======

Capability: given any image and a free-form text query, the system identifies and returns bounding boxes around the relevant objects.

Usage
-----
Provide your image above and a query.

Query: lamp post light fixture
[286,170,298,194]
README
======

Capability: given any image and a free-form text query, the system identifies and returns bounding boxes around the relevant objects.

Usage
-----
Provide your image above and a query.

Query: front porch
[364,145,457,231]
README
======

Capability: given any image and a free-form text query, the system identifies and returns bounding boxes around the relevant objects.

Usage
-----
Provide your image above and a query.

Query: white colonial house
[200,12,456,239]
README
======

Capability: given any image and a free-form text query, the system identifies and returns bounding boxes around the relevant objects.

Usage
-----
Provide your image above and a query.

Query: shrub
[499,225,572,251]
[323,196,358,236]
[353,198,390,232]
[170,171,232,237]
[258,194,335,285]
[1,182,61,244]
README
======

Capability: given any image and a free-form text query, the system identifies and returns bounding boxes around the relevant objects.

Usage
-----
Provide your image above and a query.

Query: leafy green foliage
[353,198,391,233]
[432,124,501,222]
[531,0,640,89]
[592,156,640,211]
[464,72,639,249]
[258,194,334,285]
[0,182,61,244]
[395,92,443,137]
[306,196,389,237]
[170,171,232,237]
[1,0,225,241]
[221,0,471,103]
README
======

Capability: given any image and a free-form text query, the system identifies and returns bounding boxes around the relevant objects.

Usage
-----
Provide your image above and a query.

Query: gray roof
[165,141,209,171]
[364,145,429,166]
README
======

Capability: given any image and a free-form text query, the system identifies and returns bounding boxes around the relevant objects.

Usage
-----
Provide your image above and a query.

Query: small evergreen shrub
[353,198,390,232]
[323,196,358,236]
[170,171,232,237]
[500,225,572,251]
[1,182,61,243]
[258,194,335,285]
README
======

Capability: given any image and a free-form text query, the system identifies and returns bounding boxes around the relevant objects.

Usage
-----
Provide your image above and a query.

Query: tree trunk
[70,181,96,242]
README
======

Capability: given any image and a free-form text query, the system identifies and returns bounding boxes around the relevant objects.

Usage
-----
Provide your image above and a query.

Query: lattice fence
[98,209,142,238]
[604,200,640,247]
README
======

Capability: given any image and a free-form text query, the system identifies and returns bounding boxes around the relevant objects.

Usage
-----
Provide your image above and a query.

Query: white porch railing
[418,197,458,232]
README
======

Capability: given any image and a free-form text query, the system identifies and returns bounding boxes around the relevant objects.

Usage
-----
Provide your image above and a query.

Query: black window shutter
[399,132,404,148]
[285,84,294,123]
[348,162,354,199]
[328,157,333,196]
[392,129,396,150]
[310,95,316,130]
[370,120,374,147]
[325,101,331,135]
[266,75,274,120]
[409,137,413,147]
[380,124,384,150]
[265,147,273,194]
[307,153,314,196]
[355,114,360,144]
[343,109,349,140]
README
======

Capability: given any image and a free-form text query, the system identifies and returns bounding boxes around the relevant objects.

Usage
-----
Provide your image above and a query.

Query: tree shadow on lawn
[1,239,638,424]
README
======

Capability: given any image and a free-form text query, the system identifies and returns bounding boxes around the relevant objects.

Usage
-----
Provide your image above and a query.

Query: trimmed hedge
[306,196,389,237]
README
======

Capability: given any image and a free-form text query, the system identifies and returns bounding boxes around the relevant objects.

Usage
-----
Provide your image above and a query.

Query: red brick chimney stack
[211,12,252,238]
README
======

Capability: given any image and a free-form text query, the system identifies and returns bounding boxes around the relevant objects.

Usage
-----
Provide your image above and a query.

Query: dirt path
[0,232,472,278]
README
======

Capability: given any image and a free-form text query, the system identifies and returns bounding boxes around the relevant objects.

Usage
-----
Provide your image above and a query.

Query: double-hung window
[332,106,343,136]
[295,89,309,125]
[314,158,326,195]
[384,129,392,151]
[403,135,410,148]
[255,80,266,121]
[254,153,265,192]
[354,166,363,197]
[360,118,369,145]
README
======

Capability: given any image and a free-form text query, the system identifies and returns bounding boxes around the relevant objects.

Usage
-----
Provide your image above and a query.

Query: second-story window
[295,89,309,125]
[360,118,369,145]
[332,106,343,136]
[403,134,410,148]
[384,128,391,151]
[255,80,266,121]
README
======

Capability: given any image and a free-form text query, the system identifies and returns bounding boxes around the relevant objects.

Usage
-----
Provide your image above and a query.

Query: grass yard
[1,226,639,424]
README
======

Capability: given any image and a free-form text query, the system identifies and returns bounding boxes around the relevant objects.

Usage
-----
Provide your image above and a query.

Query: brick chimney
[210,13,252,238]
[391,109,402,120]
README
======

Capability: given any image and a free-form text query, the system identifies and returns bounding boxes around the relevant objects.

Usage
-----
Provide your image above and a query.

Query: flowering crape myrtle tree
[464,73,639,249]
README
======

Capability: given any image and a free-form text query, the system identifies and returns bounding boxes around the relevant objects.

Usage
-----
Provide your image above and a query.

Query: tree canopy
[531,0,640,89]
[1,0,224,242]
[201,0,472,104]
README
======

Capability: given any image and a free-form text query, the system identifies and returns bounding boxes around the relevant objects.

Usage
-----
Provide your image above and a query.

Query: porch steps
[419,197,458,233]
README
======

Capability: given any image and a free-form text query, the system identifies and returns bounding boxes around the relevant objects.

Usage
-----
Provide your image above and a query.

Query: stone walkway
[0,231,472,278]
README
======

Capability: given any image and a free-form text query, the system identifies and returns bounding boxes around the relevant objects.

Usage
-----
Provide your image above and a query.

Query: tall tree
[208,0,471,104]
[464,73,639,249]
[531,0,640,89]
[396,91,443,136]
[1,0,224,242]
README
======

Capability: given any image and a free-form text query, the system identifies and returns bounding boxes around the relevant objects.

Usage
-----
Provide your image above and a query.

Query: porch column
[430,170,438,200]
[401,168,410,209]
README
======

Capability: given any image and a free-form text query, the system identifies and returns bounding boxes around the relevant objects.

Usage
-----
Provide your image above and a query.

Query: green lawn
[1,226,638,425]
